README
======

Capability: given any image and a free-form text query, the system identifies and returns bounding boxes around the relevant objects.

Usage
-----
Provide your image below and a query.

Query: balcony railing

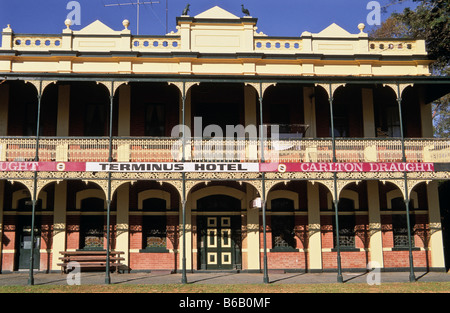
[0,137,449,164]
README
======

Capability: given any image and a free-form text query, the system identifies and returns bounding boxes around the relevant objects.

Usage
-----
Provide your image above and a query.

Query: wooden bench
[58,251,130,274]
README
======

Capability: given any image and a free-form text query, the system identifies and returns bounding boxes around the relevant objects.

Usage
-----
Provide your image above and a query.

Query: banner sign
[0,161,436,173]
[260,162,435,173]
[85,162,261,173]
[0,162,86,172]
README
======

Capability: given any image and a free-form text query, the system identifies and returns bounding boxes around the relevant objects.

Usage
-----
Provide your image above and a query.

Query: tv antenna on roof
[104,0,161,35]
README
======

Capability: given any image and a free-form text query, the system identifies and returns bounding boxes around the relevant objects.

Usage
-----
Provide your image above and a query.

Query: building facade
[0,6,449,281]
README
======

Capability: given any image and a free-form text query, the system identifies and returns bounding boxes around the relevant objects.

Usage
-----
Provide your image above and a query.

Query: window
[385,106,401,137]
[80,215,104,250]
[23,101,38,136]
[145,103,165,136]
[197,195,241,212]
[338,198,355,212]
[377,105,401,138]
[142,198,166,212]
[333,215,356,248]
[391,197,406,210]
[84,104,106,136]
[271,198,297,251]
[393,214,415,248]
[81,197,105,212]
[17,198,42,211]
[332,105,349,137]
[142,216,167,251]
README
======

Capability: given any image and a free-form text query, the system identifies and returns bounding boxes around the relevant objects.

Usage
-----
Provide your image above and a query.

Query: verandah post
[28,80,43,286]
[105,81,115,285]
[396,83,416,283]
[259,82,269,284]
[327,83,343,284]
[181,81,188,284]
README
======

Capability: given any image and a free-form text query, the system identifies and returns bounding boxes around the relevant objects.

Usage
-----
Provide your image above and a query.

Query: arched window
[391,196,415,248]
[142,198,166,212]
[81,197,105,212]
[197,195,241,212]
[80,215,104,250]
[338,198,355,211]
[270,198,297,251]
[140,196,168,252]
[79,196,105,250]
[334,198,356,249]
[142,215,168,252]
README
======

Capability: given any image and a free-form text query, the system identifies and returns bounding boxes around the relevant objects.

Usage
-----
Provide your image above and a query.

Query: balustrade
[0,137,448,164]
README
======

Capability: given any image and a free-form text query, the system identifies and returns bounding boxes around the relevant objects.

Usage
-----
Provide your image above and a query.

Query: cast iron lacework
[84,234,103,249]
[274,233,291,248]
[336,228,356,248]
[146,233,167,248]
[334,215,356,248]
[393,214,415,248]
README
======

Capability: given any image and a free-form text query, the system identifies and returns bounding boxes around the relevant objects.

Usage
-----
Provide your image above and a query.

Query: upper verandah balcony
[0,6,431,76]
[1,136,450,164]
[0,79,449,165]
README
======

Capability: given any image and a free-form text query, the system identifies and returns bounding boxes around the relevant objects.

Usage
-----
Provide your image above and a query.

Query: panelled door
[17,217,40,270]
[201,216,235,270]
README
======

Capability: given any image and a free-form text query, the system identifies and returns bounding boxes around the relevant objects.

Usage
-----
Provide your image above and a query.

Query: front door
[16,217,40,270]
[199,216,240,270]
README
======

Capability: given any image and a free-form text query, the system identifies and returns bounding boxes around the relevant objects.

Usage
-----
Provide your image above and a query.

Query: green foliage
[372,0,449,72]
[394,0,450,72]
[433,94,450,138]
[370,0,450,137]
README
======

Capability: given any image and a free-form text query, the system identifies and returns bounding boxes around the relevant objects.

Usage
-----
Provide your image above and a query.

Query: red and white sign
[261,162,435,173]
[0,162,86,172]
[85,162,260,172]
[0,161,436,173]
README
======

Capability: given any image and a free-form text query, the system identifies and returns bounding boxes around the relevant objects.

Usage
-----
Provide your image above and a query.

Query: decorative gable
[75,20,119,35]
[194,6,240,19]
[317,23,352,37]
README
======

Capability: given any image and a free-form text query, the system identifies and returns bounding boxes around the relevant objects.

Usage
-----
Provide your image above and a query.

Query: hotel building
[0,6,449,283]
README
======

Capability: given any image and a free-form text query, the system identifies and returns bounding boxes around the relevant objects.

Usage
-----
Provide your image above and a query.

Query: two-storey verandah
[0,73,449,285]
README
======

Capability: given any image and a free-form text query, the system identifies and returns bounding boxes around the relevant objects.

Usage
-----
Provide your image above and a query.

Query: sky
[0,0,418,37]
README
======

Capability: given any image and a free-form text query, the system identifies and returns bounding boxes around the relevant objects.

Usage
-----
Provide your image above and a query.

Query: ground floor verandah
[0,173,447,275]
[0,271,449,286]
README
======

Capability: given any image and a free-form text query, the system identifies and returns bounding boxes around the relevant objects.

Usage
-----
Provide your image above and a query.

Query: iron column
[105,81,115,284]
[396,83,415,283]
[28,80,43,286]
[328,83,343,283]
[259,82,269,284]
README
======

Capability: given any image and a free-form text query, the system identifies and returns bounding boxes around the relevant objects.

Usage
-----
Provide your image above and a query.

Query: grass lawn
[0,282,449,293]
